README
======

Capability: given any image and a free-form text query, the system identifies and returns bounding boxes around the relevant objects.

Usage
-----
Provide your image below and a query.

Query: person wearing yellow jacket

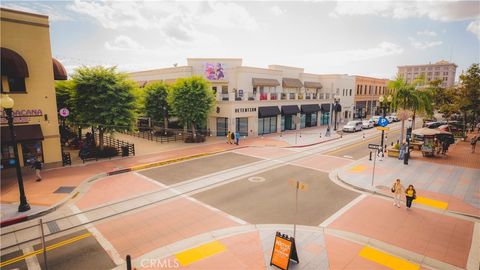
[405,185,417,209]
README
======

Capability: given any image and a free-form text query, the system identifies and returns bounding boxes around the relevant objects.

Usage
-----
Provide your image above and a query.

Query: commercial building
[397,60,457,88]
[353,76,390,119]
[1,7,67,172]
[129,58,355,136]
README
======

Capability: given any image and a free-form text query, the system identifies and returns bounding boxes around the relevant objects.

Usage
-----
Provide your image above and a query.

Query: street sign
[378,117,389,127]
[270,232,299,270]
[376,126,390,131]
[59,108,69,117]
[288,179,308,191]
[368,143,382,150]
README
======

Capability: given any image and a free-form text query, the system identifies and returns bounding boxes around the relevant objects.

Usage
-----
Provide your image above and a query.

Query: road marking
[343,155,353,159]
[359,246,420,270]
[414,196,448,210]
[325,135,379,154]
[0,232,92,267]
[23,246,41,270]
[175,240,226,266]
[350,165,367,172]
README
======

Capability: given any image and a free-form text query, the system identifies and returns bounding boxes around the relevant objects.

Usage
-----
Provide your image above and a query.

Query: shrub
[394,143,400,150]
[96,146,119,158]
[184,134,206,143]
[154,129,175,137]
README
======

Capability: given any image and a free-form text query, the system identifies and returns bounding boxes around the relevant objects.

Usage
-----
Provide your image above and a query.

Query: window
[443,77,448,81]
[319,93,324,99]
[343,89,345,96]
[428,67,432,71]
[443,72,448,76]
[350,89,352,96]
[435,67,440,70]
[221,85,228,94]
[414,67,419,71]
[7,77,26,92]
[216,118,228,136]
[325,93,330,99]
[212,86,217,94]
[421,67,425,71]
[434,72,440,76]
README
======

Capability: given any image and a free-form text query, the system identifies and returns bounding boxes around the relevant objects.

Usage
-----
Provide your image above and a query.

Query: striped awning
[282,78,303,88]
[252,78,280,87]
[304,81,322,89]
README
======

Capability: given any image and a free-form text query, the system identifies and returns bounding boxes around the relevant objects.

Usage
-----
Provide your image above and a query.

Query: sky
[3,0,480,81]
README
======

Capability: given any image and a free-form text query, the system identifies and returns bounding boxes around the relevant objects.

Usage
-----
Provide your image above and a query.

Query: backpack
[231,133,235,140]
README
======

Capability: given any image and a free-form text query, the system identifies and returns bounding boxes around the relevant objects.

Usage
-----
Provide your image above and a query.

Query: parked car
[362,120,374,129]
[385,116,395,123]
[370,116,381,125]
[389,114,400,122]
[343,121,363,132]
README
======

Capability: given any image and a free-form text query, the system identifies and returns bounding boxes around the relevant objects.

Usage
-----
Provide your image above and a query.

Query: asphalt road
[193,165,359,225]
[139,152,260,185]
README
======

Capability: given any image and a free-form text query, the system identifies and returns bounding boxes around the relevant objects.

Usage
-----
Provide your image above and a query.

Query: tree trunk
[78,126,82,140]
[400,120,405,143]
[99,127,104,150]
[163,116,168,130]
[191,123,197,139]
[412,110,416,130]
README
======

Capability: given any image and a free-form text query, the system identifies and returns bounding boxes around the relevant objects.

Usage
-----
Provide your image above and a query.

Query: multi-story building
[353,76,390,119]
[397,60,457,88]
[1,7,67,173]
[129,58,355,137]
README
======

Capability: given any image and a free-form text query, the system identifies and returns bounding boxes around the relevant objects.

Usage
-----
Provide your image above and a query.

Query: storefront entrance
[258,116,277,135]
[321,112,330,125]
[216,117,228,136]
[235,117,248,136]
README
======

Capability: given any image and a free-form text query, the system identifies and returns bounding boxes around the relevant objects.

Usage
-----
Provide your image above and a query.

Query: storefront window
[236,118,248,136]
[321,112,330,125]
[258,116,277,135]
[216,117,228,136]
[281,116,285,131]
[311,113,317,126]
[1,144,16,169]
[300,114,306,129]
[21,142,43,167]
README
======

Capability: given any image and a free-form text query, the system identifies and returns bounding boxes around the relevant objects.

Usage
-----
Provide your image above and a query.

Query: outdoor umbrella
[438,125,450,131]
[412,128,442,136]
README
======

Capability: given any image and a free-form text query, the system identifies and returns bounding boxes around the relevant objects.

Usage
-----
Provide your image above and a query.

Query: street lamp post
[333,95,340,131]
[378,95,392,155]
[1,95,31,212]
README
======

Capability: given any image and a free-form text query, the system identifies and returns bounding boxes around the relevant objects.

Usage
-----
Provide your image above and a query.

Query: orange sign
[270,235,292,270]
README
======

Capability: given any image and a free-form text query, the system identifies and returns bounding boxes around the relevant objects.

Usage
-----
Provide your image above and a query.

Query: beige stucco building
[1,7,67,172]
[129,58,355,136]
[397,60,457,88]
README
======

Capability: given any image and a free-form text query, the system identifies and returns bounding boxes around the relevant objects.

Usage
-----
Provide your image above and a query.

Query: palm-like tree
[388,75,433,142]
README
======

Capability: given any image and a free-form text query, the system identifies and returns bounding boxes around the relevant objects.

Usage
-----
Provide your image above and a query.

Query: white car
[386,116,395,123]
[362,120,374,129]
[370,116,381,125]
[343,121,363,132]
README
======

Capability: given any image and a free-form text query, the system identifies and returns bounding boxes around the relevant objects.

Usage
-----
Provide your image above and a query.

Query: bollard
[369,151,372,161]
[126,255,132,270]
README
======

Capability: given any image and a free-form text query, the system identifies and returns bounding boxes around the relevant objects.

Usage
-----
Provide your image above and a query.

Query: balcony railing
[260,93,268,100]
[289,93,295,100]
[270,93,278,100]
[221,94,229,101]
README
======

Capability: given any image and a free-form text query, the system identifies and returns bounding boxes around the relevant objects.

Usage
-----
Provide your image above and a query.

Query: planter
[387,147,400,158]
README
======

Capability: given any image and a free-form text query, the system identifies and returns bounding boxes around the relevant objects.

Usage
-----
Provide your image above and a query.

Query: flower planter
[387,147,400,158]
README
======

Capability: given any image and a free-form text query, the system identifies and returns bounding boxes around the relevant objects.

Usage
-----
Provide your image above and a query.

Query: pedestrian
[230,131,235,144]
[326,126,331,137]
[235,131,240,145]
[405,185,416,209]
[32,158,43,182]
[471,135,477,153]
[391,179,404,208]
[398,143,406,160]
[476,122,480,133]
[441,140,449,155]
[227,131,231,144]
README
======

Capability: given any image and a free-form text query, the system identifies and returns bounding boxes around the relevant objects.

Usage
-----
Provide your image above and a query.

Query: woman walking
[391,179,404,208]
[405,185,416,209]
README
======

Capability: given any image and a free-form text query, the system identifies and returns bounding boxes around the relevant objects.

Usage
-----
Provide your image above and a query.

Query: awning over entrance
[281,105,300,115]
[1,124,44,144]
[282,78,303,88]
[1,47,29,78]
[252,78,280,87]
[301,104,321,114]
[304,81,323,89]
[320,104,331,113]
[258,106,281,118]
[52,58,67,80]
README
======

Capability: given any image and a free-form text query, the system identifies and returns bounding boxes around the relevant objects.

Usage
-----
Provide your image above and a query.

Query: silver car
[362,120,374,129]
[343,121,363,132]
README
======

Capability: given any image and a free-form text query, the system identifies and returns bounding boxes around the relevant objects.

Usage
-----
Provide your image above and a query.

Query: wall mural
[204,63,226,80]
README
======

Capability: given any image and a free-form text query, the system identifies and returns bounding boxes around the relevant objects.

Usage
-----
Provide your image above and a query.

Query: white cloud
[330,1,479,21]
[417,30,437,36]
[310,42,404,66]
[467,19,480,39]
[270,5,286,16]
[2,3,74,21]
[408,37,443,49]
[105,35,144,51]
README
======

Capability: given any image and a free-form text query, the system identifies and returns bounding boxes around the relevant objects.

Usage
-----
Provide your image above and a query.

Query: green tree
[458,63,480,131]
[144,82,170,128]
[55,80,86,137]
[168,76,215,138]
[71,66,137,149]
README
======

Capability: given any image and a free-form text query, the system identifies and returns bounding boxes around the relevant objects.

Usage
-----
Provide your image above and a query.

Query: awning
[1,124,44,144]
[1,47,29,78]
[320,104,331,113]
[258,106,280,118]
[281,105,300,115]
[301,104,321,114]
[304,81,323,89]
[252,78,280,87]
[52,58,67,80]
[282,78,303,88]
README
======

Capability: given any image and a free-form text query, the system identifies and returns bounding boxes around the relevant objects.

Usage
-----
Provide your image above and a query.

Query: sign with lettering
[1,109,43,118]
[234,108,257,113]
[368,143,382,150]
[59,108,69,117]
[270,232,299,270]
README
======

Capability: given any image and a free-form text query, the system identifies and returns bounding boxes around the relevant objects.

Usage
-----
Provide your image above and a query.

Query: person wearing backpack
[32,158,43,182]
[405,185,417,209]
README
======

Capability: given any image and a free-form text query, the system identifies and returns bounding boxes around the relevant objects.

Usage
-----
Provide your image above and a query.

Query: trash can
[121,146,129,157]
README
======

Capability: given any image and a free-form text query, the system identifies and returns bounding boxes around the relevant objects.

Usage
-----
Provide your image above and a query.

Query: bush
[96,146,119,158]
[154,129,175,137]
[394,143,400,150]
[184,134,206,143]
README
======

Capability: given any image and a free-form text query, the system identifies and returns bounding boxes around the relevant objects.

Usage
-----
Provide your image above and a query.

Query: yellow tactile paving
[414,196,448,210]
[350,165,367,172]
[359,246,419,270]
[175,241,226,266]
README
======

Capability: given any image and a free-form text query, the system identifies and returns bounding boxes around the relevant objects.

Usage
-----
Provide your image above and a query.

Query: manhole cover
[248,176,266,183]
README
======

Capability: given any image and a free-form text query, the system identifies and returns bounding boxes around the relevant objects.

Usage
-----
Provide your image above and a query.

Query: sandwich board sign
[270,232,299,270]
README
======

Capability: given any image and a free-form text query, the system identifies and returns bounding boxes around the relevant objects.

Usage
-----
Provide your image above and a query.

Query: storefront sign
[1,108,43,118]
[235,108,257,113]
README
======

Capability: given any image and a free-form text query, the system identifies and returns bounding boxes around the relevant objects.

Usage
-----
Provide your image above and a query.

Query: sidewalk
[337,139,480,217]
